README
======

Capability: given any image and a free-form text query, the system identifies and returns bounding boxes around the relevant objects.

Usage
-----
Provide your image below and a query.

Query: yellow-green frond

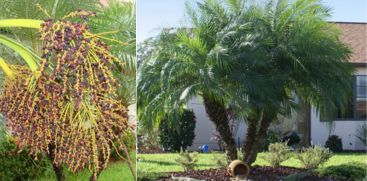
[0,57,14,79]
[0,19,43,29]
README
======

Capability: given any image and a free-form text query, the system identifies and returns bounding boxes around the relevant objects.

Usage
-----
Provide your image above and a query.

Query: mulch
[154,166,345,181]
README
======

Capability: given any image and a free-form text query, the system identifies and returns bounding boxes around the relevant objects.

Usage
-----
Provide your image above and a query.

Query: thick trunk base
[203,95,237,161]
[242,113,273,165]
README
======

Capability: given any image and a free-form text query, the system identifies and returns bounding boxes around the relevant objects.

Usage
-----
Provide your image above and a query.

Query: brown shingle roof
[335,22,367,63]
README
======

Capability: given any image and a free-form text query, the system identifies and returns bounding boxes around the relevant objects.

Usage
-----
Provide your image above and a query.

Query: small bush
[159,109,196,152]
[356,123,367,146]
[0,136,47,180]
[319,162,367,181]
[262,130,280,151]
[282,132,300,147]
[175,148,198,172]
[325,135,343,152]
[261,142,290,167]
[237,148,244,161]
[295,146,332,169]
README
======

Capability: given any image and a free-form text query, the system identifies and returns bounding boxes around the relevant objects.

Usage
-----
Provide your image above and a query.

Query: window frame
[321,74,367,121]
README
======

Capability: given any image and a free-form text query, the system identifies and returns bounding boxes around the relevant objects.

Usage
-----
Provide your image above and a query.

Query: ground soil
[155,166,345,181]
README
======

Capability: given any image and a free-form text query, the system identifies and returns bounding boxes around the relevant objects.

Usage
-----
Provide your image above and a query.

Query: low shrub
[159,109,196,152]
[319,162,367,181]
[261,142,290,167]
[356,123,367,146]
[237,148,244,161]
[175,148,198,172]
[261,130,280,151]
[0,136,47,180]
[295,146,332,169]
[325,135,343,152]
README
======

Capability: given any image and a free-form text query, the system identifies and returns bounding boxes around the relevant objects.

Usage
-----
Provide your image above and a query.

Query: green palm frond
[89,0,136,106]
[0,34,39,71]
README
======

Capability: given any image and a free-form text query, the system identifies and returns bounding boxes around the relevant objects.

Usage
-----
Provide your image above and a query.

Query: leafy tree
[214,0,353,164]
[138,0,246,161]
[159,109,196,152]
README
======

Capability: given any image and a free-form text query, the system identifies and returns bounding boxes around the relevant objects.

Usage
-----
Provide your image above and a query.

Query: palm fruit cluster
[0,10,129,177]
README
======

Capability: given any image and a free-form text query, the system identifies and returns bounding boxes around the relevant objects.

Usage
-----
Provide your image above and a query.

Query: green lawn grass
[137,152,367,174]
[39,152,136,181]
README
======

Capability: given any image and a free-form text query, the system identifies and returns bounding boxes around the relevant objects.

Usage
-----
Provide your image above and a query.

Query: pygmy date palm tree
[138,0,246,160]
[213,0,354,165]
[138,0,354,166]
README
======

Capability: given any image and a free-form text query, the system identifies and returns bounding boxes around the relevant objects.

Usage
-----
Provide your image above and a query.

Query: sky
[137,0,367,43]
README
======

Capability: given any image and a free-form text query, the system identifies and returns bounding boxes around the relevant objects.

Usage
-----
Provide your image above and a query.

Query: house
[187,22,367,151]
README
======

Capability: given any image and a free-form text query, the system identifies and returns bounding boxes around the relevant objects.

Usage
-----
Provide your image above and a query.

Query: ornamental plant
[356,123,367,146]
[295,146,332,169]
[175,148,198,172]
[261,142,291,168]
[325,135,343,152]
[0,11,133,180]
[0,134,48,180]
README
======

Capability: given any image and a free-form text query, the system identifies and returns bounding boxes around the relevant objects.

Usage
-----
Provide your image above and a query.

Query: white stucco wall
[234,121,248,147]
[186,97,220,151]
[310,109,366,150]
[186,97,248,151]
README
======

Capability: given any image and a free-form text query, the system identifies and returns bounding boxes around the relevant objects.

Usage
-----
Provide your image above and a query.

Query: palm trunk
[243,117,257,163]
[203,95,237,161]
[299,102,311,147]
[242,112,274,165]
[245,118,271,165]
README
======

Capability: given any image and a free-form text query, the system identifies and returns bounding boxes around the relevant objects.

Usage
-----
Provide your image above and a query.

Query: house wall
[187,67,366,151]
[310,67,367,150]
[310,109,366,150]
[234,121,248,148]
[187,97,220,151]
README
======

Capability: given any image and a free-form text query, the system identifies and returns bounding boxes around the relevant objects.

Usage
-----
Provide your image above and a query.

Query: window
[355,75,367,119]
[336,75,367,120]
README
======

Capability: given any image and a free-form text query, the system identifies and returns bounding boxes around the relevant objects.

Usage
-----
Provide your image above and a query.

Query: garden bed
[155,166,344,181]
